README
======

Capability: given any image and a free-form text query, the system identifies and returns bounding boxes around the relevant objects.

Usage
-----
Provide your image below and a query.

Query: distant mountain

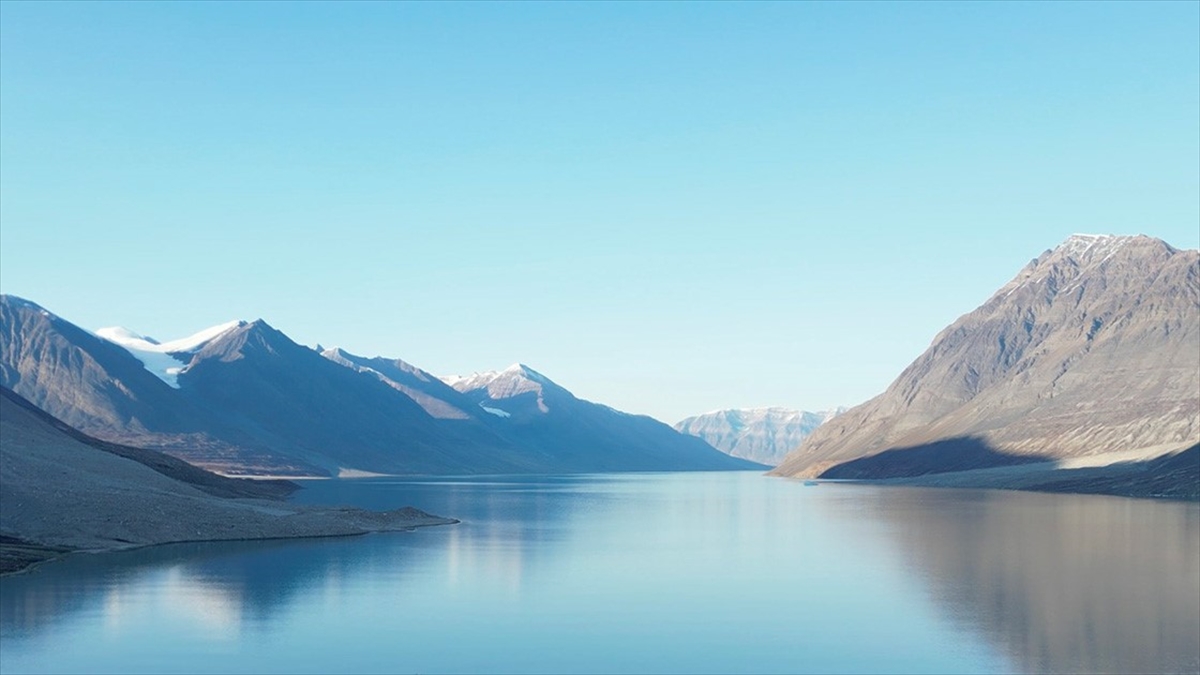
[0,295,753,475]
[442,364,764,472]
[674,407,844,466]
[772,234,1200,479]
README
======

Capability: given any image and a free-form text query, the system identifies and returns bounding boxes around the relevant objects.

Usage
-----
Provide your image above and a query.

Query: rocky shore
[0,387,456,575]
[833,444,1200,501]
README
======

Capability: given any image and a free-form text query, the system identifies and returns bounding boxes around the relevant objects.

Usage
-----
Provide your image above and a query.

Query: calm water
[1,472,1198,674]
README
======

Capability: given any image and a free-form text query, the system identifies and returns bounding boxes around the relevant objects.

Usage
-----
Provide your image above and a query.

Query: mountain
[773,234,1200,480]
[0,295,299,471]
[674,407,844,466]
[321,347,481,420]
[0,295,753,475]
[442,364,764,472]
[0,384,294,501]
[93,321,245,388]
[174,320,544,475]
[322,349,759,471]
[0,298,539,475]
[0,385,453,573]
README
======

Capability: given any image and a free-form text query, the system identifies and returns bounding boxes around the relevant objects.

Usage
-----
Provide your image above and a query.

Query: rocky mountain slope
[0,296,752,475]
[773,234,1200,479]
[321,348,482,420]
[0,296,292,471]
[0,298,508,475]
[674,407,843,466]
[177,321,544,475]
[0,386,454,574]
[444,364,764,472]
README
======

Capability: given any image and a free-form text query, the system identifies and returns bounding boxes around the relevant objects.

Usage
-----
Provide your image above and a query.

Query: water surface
[2,473,1197,674]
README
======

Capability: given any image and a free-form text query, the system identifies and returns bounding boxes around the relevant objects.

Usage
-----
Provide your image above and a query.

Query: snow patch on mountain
[441,370,502,392]
[442,363,556,413]
[98,320,243,354]
[95,320,243,388]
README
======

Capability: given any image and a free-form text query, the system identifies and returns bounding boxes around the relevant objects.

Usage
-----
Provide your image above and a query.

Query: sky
[1,2,1197,423]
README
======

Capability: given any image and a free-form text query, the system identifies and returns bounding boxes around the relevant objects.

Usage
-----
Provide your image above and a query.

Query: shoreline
[0,387,460,578]
[0,514,458,578]
[795,447,1199,502]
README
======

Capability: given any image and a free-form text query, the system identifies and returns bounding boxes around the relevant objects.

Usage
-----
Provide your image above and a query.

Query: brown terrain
[772,234,1200,495]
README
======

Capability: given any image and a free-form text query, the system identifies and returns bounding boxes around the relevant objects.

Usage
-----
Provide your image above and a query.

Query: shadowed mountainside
[1021,444,1199,499]
[814,432,1199,500]
[442,364,765,472]
[0,385,454,574]
[817,436,1050,480]
[0,297,321,475]
[1,295,753,476]
[0,386,295,500]
[326,350,762,472]
[177,321,537,475]
[862,443,1200,501]
[774,234,1200,482]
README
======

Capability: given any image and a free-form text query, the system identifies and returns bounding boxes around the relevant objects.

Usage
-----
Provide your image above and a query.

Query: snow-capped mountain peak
[93,326,160,346]
[988,234,1185,304]
[1055,233,1151,264]
[97,320,244,354]
[500,362,553,384]
[674,406,846,466]
[442,362,550,383]
[441,363,562,414]
[441,369,502,392]
[94,320,245,388]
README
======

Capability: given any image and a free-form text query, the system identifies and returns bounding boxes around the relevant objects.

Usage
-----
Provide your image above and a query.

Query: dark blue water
[1,473,1197,674]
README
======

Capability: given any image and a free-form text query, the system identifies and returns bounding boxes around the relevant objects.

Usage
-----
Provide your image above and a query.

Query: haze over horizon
[1,2,1197,422]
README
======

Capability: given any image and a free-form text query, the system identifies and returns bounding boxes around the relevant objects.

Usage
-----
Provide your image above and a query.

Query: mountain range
[772,234,1200,480]
[674,407,845,466]
[0,296,759,476]
[4,232,1193,488]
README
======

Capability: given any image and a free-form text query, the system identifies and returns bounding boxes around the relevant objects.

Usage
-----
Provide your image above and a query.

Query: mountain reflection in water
[1,474,1196,674]
[843,487,1200,674]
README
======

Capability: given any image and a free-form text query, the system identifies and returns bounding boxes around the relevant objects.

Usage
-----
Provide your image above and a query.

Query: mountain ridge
[0,295,756,476]
[772,234,1200,479]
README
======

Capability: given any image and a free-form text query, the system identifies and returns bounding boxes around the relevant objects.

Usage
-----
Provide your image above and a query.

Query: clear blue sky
[2,1,1197,422]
